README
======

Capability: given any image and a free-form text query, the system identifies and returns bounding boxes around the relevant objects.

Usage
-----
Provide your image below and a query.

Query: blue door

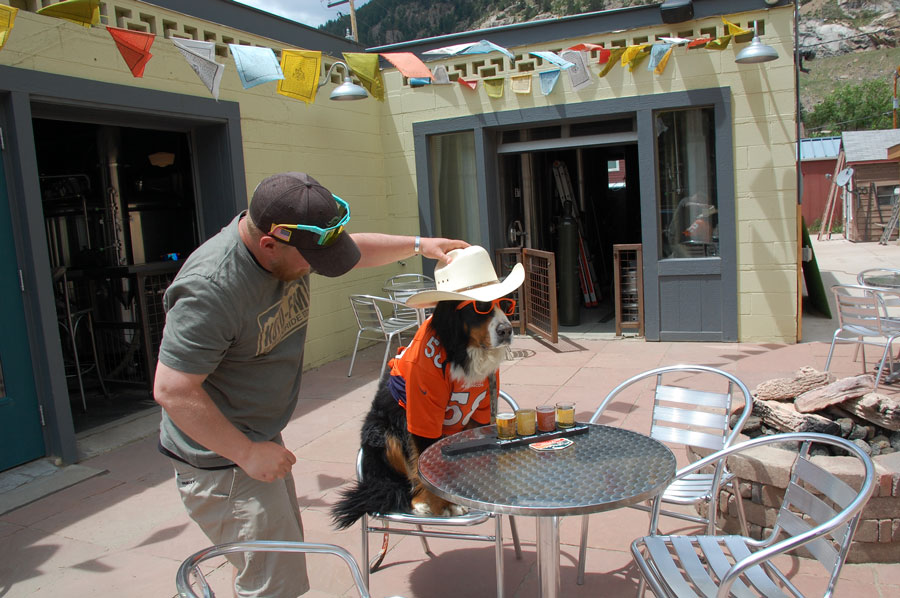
[0,153,45,470]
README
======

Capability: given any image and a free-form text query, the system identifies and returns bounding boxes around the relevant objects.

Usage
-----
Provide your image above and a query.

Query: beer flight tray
[441,423,590,456]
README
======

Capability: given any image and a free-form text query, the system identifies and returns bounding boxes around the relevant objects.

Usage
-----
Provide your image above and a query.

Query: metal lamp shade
[735,35,779,64]
[330,77,368,100]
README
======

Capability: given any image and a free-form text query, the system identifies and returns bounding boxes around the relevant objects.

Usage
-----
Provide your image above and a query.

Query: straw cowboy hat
[406,245,525,308]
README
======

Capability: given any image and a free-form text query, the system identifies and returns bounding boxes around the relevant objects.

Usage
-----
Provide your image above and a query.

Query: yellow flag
[625,45,651,72]
[343,53,385,101]
[510,74,532,95]
[37,0,99,28]
[655,46,674,75]
[723,17,752,38]
[0,5,18,51]
[599,48,626,77]
[484,77,504,99]
[277,50,321,104]
[705,35,733,50]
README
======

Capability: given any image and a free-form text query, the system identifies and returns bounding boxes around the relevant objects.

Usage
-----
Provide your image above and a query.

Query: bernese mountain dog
[331,298,514,529]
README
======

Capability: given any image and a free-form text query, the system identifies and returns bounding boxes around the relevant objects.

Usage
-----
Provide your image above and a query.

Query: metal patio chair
[359,389,523,598]
[347,294,420,377]
[576,365,754,585]
[824,284,900,391]
[631,432,875,598]
[384,273,435,325]
[175,540,405,598]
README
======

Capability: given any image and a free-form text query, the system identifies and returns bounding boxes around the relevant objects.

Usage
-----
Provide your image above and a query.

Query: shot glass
[536,405,556,432]
[515,408,536,436]
[556,402,575,429]
[496,412,517,440]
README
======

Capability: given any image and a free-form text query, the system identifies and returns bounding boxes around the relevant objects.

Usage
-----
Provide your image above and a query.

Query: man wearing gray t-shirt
[154,172,466,597]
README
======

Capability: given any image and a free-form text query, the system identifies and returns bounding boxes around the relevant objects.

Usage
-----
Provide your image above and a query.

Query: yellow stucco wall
[2,1,800,374]
[376,5,799,344]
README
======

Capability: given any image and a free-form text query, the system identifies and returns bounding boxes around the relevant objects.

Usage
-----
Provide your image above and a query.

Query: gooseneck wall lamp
[735,21,780,64]
[318,61,368,100]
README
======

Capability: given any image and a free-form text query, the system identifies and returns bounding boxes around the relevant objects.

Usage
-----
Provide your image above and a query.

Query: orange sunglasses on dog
[455,298,516,315]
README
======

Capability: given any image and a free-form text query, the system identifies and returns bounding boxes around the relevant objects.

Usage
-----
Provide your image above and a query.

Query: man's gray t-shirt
[158,214,310,468]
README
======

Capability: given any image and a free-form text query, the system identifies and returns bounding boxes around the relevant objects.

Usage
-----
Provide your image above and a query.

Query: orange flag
[380,52,432,79]
[107,27,154,78]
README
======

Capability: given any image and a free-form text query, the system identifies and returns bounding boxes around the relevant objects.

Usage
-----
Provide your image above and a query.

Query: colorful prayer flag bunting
[510,74,532,94]
[37,0,99,28]
[107,26,154,78]
[566,43,605,53]
[539,69,561,95]
[431,65,452,84]
[381,52,432,79]
[687,37,714,49]
[229,45,284,89]
[706,35,733,50]
[559,49,592,91]
[598,48,626,77]
[484,77,504,98]
[457,77,478,91]
[648,43,674,75]
[343,53,385,101]
[423,40,514,60]
[277,49,321,104]
[0,5,18,51]
[530,51,574,70]
[172,38,224,100]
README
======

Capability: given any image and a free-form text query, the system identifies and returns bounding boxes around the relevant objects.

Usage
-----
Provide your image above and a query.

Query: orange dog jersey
[388,320,495,439]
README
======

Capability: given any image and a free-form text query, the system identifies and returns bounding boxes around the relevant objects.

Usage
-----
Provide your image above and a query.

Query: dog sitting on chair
[332,246,524,529]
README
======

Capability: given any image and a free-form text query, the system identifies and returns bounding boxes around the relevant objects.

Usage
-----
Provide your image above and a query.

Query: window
[656,107,718,258]
[875,184,898,207]
[429,132,481,242]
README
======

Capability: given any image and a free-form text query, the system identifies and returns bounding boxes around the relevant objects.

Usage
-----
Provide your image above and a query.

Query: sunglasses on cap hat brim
[267,194,350,247]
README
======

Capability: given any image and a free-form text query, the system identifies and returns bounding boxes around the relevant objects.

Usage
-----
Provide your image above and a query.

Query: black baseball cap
[248,172,361,277]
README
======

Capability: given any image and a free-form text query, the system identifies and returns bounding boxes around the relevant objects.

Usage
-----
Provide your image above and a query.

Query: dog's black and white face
[428,300,514,386]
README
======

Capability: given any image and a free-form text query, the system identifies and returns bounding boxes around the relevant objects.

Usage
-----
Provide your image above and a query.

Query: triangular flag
[229,45,284,89]
[626,48,651,72]
[706,35,733,50]
[723,16,752,40]
[539,69,561,95]
[457,77,478,91]
[687,37,714,49]
[172,38,225,100]
[409,77,431,87]
[599,48,626,77]
[484,77,504,99]
[559,49,592,91]
[566,43,605,53]
[648,43,673,75]
[0,5,18,51]
[277,49,321,104]
[621,44,652,67]
[380,52,432,79]
[510,74,532,94]
[106,27,154,78]
[424,40,514,60]
[431,65,451,84]
[597,48,612,64]
[530,51,574,70]
[343,52,385,101]
[659,37,691,45]
[37,0,99,28]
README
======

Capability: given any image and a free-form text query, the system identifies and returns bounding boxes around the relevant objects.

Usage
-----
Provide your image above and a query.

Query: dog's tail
[331,477,411,530]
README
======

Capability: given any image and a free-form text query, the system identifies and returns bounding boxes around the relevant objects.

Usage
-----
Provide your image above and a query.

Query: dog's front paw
[448,503,469,516]
[412,501,434,516]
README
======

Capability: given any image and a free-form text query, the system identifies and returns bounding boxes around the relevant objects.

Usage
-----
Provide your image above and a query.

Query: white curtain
[429,132,481,242]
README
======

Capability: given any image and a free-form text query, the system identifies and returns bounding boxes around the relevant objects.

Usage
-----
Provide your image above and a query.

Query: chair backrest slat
[651,424,727,451]
[794,456,858,508]
[655,385,731,409]
[350,296,384,331]
[783,482,846,545]
[652,405,728,431]
[776,507,840,568]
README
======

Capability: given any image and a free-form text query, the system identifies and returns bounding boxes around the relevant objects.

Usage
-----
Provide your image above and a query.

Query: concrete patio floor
[1,237,899,597]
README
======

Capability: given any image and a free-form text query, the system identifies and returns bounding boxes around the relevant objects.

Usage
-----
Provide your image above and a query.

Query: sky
[232,0,373,29]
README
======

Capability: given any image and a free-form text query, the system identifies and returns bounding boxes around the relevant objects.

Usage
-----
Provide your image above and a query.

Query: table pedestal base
[536,516,560,598]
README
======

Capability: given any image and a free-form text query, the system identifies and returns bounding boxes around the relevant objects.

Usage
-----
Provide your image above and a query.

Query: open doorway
[34,118,199,433]
[500,142,642,335]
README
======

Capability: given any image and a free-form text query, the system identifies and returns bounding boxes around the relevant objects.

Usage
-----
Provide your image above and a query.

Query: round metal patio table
[418,423,676,598]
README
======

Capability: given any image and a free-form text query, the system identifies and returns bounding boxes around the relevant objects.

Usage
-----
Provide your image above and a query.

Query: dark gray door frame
[0,65,245,463]
[413,87,736,341]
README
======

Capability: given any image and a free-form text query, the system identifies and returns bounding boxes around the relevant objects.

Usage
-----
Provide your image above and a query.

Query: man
[154,172,467,597]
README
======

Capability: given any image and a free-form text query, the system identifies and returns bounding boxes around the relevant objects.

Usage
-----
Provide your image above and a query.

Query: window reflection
[429,131,481,242]
[656,108,718,259]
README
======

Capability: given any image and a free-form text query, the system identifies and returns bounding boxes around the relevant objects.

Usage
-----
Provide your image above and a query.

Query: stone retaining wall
[688,443,900,563]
